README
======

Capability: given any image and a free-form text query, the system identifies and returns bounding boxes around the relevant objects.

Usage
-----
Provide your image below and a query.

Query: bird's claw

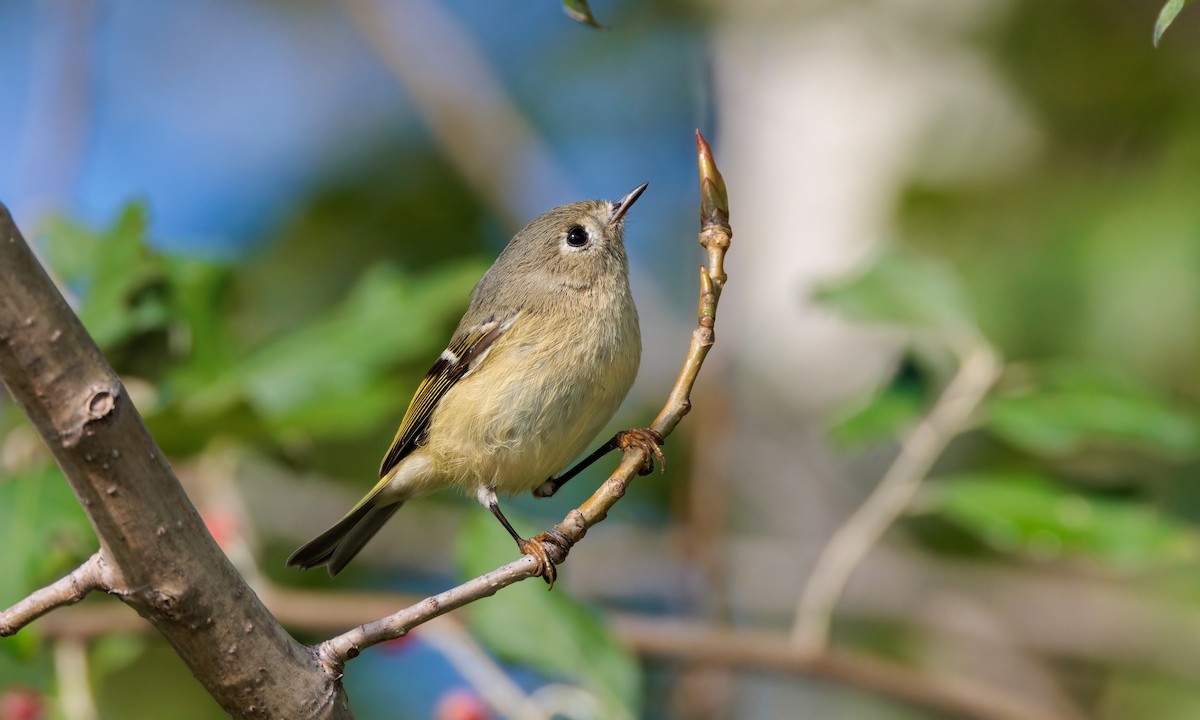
[618,428,665,476]
[519,529,569,589]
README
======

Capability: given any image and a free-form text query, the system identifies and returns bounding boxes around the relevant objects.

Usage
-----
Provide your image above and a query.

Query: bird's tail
[286,493,403,577]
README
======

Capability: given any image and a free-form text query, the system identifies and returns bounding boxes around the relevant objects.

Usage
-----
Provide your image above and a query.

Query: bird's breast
[423,291,640,494]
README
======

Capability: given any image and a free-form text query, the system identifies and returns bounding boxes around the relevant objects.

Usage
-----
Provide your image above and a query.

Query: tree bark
[0,205,352,719]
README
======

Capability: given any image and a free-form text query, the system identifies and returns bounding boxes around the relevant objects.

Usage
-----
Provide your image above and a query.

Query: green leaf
[457,512,640,718]
[814,249,975,333]
[41,204,171,349]
[93,638,225,719]
[91,634,149,677]
[158,258,237,385]
[0,462,96,611]
[1154,0,1190,47]
[563,0,602,28]
[180,261,484,436]
[0,645,52,690]
[1102,670,1200,718]
[830,368,926,447]
[928,472,1198,567]
[985,366,1200,458]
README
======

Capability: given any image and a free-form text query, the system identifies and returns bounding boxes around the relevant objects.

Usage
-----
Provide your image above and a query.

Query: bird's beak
[610,182,649,226]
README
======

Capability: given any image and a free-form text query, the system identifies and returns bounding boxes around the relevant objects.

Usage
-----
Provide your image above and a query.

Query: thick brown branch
[0,553,111,637]
[315,131,733,672]
[0,206,351,719]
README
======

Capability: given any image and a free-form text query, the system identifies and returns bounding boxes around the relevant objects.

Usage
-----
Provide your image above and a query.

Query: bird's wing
[378,312,521,479]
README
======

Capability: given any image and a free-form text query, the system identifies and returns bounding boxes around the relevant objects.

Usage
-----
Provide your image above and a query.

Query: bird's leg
[479,487,565,587]
[533,428,665,498]
[532,437,618,498]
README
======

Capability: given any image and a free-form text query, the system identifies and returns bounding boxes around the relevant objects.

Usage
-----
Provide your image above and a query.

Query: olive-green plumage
[288,185,647,576]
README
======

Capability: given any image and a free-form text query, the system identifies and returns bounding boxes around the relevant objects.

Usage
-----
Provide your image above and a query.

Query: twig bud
[696,130,729,225]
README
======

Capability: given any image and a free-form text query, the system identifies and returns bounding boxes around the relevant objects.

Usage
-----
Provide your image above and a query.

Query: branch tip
[1,553,111,637]
[698,268,717,327]
[700,265,714,295]
[696,130,729,224]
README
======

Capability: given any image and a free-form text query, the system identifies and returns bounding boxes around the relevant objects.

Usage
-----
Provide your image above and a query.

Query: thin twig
[792,341,1002,653]
[0,552,110,637]
[315,131,732,674]
[421,624,553,720]
[40,540,1200,685]
[616,616,1067,720]
[528,684,609,720]
[340,0,573,225]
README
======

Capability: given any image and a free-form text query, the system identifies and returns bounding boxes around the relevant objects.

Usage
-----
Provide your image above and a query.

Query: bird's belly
[422,333,637,495]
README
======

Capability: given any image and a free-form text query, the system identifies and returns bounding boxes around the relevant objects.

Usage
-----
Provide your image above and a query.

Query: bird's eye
[566,225,589,247]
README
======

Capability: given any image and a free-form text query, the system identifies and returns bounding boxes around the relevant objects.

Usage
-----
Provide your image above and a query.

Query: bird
[287,183,663,582]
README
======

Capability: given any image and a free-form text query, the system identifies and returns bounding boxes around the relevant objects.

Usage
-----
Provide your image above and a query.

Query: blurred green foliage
[812,9,1200,707]
[928,472,1197,566]
[181,262,483,439]
[42,205,173,351]
[815,248,977,336]
[821,182,1200,712]
[986,365,1200,459]
[0,463,94,610]
[828,358,927,449]
[821,245,1200,571]
[92,637,223,719]
[808,0,1200,603]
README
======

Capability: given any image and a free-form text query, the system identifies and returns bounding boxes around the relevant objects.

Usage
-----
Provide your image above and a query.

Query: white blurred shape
[714,0,1040,414]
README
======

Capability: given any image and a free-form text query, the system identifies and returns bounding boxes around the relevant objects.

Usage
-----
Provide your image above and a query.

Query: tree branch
[792,340,1002,653]
[28,585,1069,720]
[0,205,352,719]
[315,130,733,673]
[0,553,110,637]
[615,616,1067,720]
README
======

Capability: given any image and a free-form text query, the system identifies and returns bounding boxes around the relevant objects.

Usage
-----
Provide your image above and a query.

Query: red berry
[1,688,44,720]
[435,688,490,720]
[378,633,415,655]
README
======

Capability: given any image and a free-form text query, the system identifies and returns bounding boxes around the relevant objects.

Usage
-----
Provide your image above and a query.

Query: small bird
[287,184,662,581]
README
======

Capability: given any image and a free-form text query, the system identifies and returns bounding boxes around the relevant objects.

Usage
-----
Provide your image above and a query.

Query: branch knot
[63,383,121,447]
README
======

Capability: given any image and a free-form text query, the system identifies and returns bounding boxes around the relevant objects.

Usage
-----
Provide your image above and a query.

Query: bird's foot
[618,428,665,476]
[518,527,570,589]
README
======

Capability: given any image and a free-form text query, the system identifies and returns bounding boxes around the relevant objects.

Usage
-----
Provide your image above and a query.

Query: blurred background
[2,0,1199,718]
